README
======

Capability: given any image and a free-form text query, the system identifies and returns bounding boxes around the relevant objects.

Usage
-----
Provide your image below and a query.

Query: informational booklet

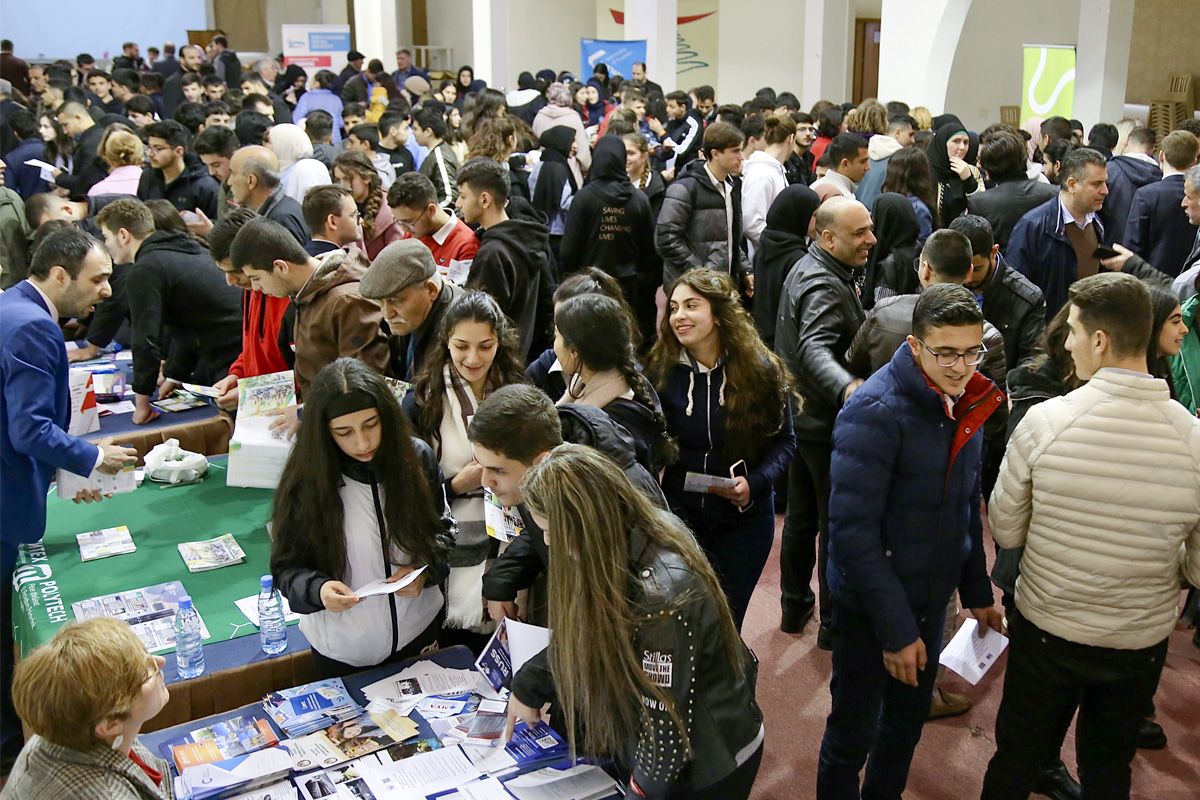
[503,764,619,800]
[263,678,361,738]
[177,533,246,572]
[287,709,419,772]
[56,461,137,500]
[71,580,210,653]
[938,618,1009,685]
[504,721,567,766]
[483,490,524,543]
[352,566,427,598]
[169,716,279,771]
[360,744,481,797]
[174,779,297,800]
[228,371,297,489]
[683,472,737,493]
[153,392,209,412]
[234,593,300,627]
[182,382,223,398]
[76,525,136,561]
[180,746,294,800]
[384,377,414,404]
[474,619,514,692]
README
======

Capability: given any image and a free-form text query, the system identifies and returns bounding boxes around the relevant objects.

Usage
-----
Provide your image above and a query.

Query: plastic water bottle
[257,575,288,655]
[174,596,205,679]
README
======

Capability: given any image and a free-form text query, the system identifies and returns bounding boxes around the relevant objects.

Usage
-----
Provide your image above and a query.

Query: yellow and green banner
[1022,44,1076,125]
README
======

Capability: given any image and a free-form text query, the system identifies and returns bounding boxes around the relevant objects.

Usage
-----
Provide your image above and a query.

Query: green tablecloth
[12,461,278,658]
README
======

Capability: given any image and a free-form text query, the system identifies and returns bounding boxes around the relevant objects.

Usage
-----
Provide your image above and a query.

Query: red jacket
[227,290,291,379]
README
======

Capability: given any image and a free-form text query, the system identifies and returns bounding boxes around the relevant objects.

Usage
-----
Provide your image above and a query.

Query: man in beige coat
[982,272,1200,799]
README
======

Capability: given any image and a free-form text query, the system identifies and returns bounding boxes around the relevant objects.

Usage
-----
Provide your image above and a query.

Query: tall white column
[802,0,850,107]
[627,0,677,93]
[1074,0,1134,128]
[353,0,398,65]
[472,0,509,90]
[877,0,972,113]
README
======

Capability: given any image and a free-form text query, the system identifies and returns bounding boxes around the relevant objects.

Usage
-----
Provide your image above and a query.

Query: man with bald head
[776,195,877,644]
[228,146,309,245]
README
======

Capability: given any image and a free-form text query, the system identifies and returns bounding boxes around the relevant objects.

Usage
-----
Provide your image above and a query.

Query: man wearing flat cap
[361,239,461,381]
[334,50,365,95]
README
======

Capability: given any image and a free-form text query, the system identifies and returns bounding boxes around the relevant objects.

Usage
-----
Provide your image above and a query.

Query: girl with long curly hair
[270,358,453,679]
[508,443,764,799]
[332,150,403,259]
[403,292,526,640]
[646,268,798,628]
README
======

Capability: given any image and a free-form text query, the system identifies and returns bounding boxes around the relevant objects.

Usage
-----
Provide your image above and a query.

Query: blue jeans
[817,598,946,800]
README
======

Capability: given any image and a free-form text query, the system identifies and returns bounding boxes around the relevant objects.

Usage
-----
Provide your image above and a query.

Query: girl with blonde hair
[508,443,764,799]
[88,124,143,196]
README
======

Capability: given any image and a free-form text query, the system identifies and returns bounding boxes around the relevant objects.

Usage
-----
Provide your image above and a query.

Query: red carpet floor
[742,514,1200,800]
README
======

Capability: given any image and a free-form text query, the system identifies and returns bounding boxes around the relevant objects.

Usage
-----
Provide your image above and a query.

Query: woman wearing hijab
[455,66,486,109]
[276,64,309,104]
[561,135,659,341]
[267,123,333,203]
[868,192,923,303]
[529,125,579,274]
[752,184,820,348]
[929,121,980,227]
[533,82,592,184]
[583,79,611,128]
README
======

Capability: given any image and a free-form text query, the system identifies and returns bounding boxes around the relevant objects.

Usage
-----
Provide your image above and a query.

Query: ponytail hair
[763,111,797,146]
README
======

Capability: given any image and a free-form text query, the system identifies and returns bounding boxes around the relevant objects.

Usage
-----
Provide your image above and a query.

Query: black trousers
[981,611,1168,800]
[780,438,832,624]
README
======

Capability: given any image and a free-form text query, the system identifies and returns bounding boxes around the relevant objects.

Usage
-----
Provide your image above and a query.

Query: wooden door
[853,19,881,104]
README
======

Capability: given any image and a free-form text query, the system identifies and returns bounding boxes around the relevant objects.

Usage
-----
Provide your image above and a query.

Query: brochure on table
[72,580,211,653]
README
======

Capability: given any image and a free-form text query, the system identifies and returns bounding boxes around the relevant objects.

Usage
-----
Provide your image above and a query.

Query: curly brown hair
[333,150,382,239]
[466,116,518,163]
[646,269,798,465]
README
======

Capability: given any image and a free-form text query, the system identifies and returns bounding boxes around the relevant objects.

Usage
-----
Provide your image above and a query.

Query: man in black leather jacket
[953,215,1047,374]
[471,387,668,623]
[774,196,875,643]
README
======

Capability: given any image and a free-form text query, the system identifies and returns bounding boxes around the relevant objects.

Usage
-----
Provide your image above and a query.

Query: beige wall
[1126,0,1200,107]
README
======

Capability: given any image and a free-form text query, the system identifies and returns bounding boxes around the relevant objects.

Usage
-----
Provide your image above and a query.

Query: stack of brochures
[179,746,294,800]
[163,714,279,771]
[227,371,297,490]
[262,678,361,738]
[177,533,246,572]
[76,525,136,561]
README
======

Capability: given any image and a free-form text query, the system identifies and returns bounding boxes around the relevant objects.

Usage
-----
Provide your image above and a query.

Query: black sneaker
[1031,760,1081,800]
[1138,719,1167,750]
[781,605,814,634]
[816,624,834,651]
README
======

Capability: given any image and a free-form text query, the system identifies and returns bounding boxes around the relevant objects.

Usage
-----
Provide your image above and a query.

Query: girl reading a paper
[506,444,764,800]
[270,358,453,678]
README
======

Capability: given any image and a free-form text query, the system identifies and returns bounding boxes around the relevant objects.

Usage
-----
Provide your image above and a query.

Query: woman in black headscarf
[583,79,611,127]
[929,121,979,227]
[867,192,923,304]
[531,125,580,275]
[277,64,309,105]
[561,135,659,341]
[752,184,820,348]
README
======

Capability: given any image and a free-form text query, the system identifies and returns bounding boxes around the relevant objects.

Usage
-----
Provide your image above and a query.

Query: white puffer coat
[989,368,1200,650]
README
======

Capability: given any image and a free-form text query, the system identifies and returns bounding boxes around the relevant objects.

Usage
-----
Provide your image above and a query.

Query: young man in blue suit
[817,284,1004,800]
[0,227,135,768]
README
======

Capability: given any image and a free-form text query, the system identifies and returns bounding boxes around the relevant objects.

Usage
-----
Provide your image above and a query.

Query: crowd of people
[2,33,1200,800]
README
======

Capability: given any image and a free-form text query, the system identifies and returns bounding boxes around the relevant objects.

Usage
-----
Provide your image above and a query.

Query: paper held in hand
[683,471,737,493]
[937,618,1009,685]
[353,565,428,598]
